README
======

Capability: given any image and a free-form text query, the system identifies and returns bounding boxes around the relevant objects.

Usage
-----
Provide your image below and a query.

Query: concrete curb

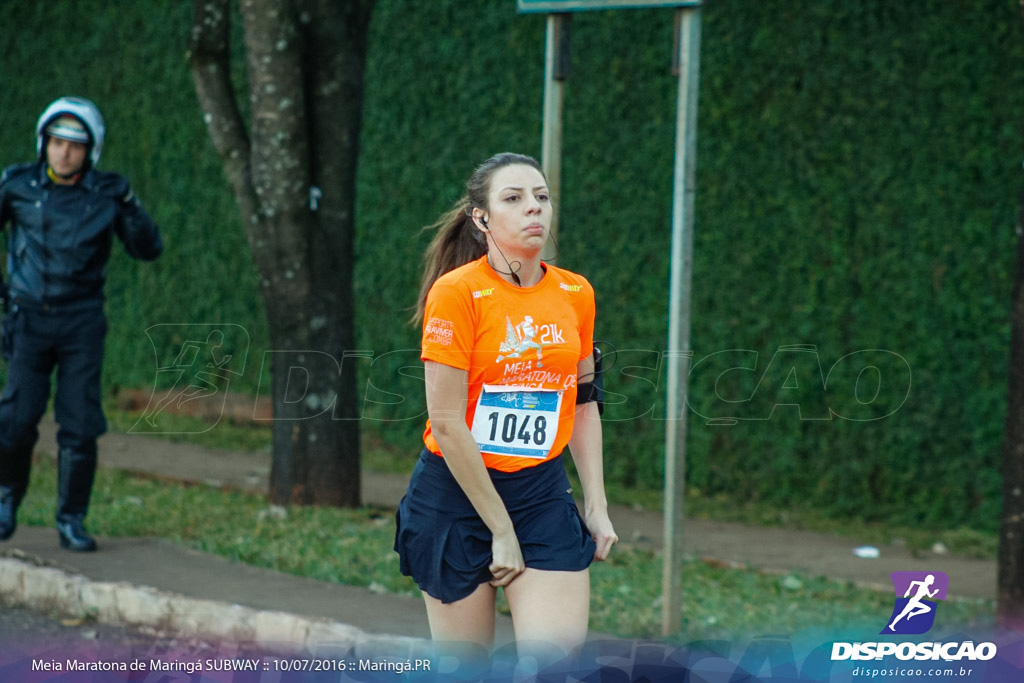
[0,557,430,657]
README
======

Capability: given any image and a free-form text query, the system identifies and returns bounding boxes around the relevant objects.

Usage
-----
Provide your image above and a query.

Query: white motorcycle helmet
[35,96,106,169]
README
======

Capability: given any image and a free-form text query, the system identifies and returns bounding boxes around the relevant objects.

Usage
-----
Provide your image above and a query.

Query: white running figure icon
[888,573,939,631]
[496,315,545,367]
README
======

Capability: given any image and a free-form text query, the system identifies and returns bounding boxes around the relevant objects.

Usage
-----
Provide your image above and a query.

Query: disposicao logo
[831,570,998,663]
[881,570,948,635]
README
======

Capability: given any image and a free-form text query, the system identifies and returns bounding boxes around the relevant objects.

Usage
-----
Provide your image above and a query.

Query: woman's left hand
[585,507,618,561]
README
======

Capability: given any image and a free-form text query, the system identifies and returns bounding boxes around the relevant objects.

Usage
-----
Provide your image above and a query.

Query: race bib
[471,385,563,459]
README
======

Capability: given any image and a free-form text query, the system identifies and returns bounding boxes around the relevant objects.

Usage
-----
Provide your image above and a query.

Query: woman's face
[478,164,551,256]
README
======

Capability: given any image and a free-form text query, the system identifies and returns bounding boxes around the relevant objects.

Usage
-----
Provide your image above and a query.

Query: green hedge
[0,0,1020,531]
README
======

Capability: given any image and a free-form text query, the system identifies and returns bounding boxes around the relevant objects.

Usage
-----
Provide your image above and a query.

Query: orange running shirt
[421,256,596,472]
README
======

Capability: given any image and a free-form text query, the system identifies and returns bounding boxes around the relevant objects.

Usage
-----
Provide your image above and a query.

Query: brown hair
[412,153,545,324]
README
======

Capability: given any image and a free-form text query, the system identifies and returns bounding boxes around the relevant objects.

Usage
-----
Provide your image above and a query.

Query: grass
[14,407,997,644]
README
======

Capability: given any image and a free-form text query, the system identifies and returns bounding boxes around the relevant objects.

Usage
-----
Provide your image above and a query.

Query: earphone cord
[479,215,560,286]
[485,232,523,287]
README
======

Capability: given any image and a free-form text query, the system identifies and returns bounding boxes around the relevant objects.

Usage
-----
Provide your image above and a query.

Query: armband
[577,382,601,404]
[576,347,605,414]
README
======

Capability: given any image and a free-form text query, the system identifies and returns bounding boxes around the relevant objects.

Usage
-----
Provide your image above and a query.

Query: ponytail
[412,197,486,325]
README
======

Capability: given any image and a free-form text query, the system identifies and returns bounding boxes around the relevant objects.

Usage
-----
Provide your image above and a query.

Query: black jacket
[0,162,163,305]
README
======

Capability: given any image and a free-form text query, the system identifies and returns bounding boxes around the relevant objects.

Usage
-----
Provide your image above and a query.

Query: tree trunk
[189,0,373,507]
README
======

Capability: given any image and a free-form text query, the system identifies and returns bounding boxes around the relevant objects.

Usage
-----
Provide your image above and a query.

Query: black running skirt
[394,449,595,604]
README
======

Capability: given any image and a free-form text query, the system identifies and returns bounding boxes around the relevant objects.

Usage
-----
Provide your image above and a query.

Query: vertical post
[662,4,701,637]
[541,13,571,264]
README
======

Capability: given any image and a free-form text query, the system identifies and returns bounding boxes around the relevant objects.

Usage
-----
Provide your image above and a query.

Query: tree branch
[189,0,257,222]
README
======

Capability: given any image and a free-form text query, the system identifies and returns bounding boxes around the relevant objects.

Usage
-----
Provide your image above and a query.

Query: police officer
[0,96,163,551]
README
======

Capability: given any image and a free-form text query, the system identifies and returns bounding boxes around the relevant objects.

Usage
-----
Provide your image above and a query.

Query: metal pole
[541,13,570,264]
[662,4,701,637]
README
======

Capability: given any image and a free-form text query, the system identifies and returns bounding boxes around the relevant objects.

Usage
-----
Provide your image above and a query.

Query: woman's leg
[504,568,590,661]
[422,582,498,649]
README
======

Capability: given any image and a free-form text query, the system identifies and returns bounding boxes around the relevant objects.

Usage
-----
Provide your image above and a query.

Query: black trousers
[0,300,107,492]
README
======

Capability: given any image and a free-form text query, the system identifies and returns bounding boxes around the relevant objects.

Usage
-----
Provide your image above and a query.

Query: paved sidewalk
[0,416,997,654]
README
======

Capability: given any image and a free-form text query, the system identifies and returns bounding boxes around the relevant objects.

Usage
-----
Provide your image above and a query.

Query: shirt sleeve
[421,280,476,370]
[101,173,163,261]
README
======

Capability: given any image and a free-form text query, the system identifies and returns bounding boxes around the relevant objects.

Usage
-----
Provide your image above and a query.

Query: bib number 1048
[485,412,548,446]
[471,385,562,459]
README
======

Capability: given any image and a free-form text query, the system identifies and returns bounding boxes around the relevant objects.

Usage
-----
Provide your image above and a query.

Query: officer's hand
[108,177,136,205]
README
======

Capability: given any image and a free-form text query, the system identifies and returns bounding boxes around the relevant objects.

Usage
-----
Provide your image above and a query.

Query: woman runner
[395,152,617,660]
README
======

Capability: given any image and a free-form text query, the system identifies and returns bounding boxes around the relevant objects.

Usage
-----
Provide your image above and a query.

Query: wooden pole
[662,3,701,637]
[541,13,571,264]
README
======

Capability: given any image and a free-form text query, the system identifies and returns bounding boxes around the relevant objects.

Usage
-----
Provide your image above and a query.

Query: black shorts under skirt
[394,449,596,604]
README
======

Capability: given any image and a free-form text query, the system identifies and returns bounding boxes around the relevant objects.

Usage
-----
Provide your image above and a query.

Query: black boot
[56,517,97,552]
[0,485,22,541]
[56,448,98,552]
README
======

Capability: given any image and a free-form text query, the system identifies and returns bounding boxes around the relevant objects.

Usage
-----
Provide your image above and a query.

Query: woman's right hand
[488,530,525,587]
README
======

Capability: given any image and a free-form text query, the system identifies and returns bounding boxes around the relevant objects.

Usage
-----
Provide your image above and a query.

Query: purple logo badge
[881,571,949,635]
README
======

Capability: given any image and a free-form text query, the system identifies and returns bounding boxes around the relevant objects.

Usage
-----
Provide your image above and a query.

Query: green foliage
[1,0,1021,531]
